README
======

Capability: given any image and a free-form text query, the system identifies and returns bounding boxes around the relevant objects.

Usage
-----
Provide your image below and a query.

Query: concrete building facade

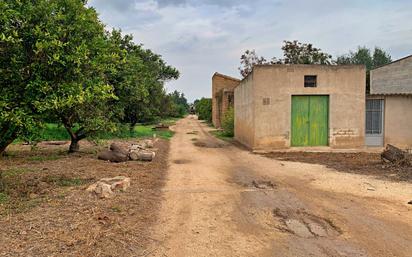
[212,73,240,128]
[234,64,366,150]
[369,55,412,149]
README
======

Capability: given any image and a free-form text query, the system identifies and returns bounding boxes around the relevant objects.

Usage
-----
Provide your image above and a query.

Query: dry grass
[0,139,170,257]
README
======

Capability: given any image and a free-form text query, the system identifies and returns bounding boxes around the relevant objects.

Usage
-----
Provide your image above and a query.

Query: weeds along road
[150,115,412,257]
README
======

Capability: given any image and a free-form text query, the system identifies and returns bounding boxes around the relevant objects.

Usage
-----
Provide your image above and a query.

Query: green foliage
[281,40,332,65]
[163,90,189,118]
[221,107,234,137]
[336,46,391,69]
[0,0,45,152]
[0,0,116,153]
[0,1,180,154]
[16,122,174,141]
[336,46,392,92]
[107,30,180,126]
[239,50,268,78]
[0,192,9,204]
[239,40,332,77]
[210,130,233,141]
[194,98,212,122]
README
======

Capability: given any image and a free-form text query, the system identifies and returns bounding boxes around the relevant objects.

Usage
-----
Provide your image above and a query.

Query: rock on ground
[87,176,131,198]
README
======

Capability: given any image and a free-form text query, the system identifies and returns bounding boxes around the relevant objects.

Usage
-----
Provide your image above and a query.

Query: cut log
[129,150,155,161]
[381,144,412,166]
[98,150,128,163]
[109,143,129,156]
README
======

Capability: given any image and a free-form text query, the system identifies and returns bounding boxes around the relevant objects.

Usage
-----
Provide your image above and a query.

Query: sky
[88,0,412,102]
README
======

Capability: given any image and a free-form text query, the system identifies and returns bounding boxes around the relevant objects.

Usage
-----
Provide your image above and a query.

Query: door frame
[290,95,330,147]
[365,98,385,147]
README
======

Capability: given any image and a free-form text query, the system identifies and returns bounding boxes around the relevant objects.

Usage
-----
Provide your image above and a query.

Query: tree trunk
[69,137,80,153]
[62,120,86,154]
[0,126,18,155]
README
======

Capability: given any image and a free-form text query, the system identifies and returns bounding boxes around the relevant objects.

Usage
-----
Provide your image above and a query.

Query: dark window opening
[227,94,234,107]
[304,75,317,87]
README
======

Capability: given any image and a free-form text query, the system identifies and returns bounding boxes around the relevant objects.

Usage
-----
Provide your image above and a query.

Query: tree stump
[381,144,412,166]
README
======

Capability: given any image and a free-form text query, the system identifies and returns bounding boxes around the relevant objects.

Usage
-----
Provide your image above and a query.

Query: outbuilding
[212,73,240,128]
[368,55,412,149]
[234,64,366,150]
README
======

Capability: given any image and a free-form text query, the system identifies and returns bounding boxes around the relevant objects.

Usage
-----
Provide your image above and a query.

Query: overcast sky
[89,0,412,101]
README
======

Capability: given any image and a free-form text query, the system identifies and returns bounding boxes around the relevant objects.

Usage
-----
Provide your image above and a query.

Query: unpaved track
[151,116,412,257]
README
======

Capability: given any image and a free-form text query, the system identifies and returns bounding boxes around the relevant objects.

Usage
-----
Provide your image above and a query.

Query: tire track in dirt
[150,116,412,257]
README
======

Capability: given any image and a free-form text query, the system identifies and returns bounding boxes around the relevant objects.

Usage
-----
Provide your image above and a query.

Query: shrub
[221,107,234,137]
[195,98,212,122]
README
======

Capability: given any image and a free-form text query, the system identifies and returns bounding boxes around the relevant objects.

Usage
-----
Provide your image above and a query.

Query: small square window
[262,98,270,105]
[304,75,317,87]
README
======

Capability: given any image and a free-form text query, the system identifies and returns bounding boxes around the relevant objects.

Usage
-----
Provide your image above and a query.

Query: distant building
[233,64,366,150]
[368,55,412,148]
[212,73,240,128]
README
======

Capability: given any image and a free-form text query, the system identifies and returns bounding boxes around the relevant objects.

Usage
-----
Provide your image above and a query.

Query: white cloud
[89,0,412,101]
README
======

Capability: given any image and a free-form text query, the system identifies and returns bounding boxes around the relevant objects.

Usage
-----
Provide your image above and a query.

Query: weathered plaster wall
[234,73,255,148]
[371,56,412,94]
[384,95,412,148]
[251,65,366,149]
[212,73,240,127]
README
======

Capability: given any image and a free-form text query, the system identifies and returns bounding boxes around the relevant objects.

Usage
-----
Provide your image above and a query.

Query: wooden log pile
[381,144,412,166]
[98,139,157,163]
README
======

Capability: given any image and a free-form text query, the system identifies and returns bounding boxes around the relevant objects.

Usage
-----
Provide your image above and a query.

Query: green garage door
[291,95,329,146]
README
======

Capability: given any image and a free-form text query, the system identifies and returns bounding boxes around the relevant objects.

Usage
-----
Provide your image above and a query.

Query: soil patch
[252,180,276,189]
[193,140,223,148]
[261,152,412,182]
[173,159,191,164]
[0,139,170,256]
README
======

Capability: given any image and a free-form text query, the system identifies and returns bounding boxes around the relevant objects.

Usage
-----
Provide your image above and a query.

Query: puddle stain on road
[272,208,342,238]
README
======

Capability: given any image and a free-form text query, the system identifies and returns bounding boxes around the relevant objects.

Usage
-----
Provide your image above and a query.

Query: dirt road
[150,116,412,257]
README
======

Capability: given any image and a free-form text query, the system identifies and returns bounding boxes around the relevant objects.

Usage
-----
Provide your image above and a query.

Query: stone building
[212,73,240,128]
[234,64,366,150]
[368,55,412,148]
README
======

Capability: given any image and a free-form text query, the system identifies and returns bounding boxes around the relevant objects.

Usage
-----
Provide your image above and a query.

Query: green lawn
[16,119,178,142]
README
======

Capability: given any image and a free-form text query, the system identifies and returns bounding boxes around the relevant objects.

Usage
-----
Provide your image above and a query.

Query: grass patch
[2,167,33,178]
[110,206,122,213]
[15,118,178,143]
[210,130,233,141]
[44,176,89,187]
[0,192,9,204]
[27,155,62,162]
